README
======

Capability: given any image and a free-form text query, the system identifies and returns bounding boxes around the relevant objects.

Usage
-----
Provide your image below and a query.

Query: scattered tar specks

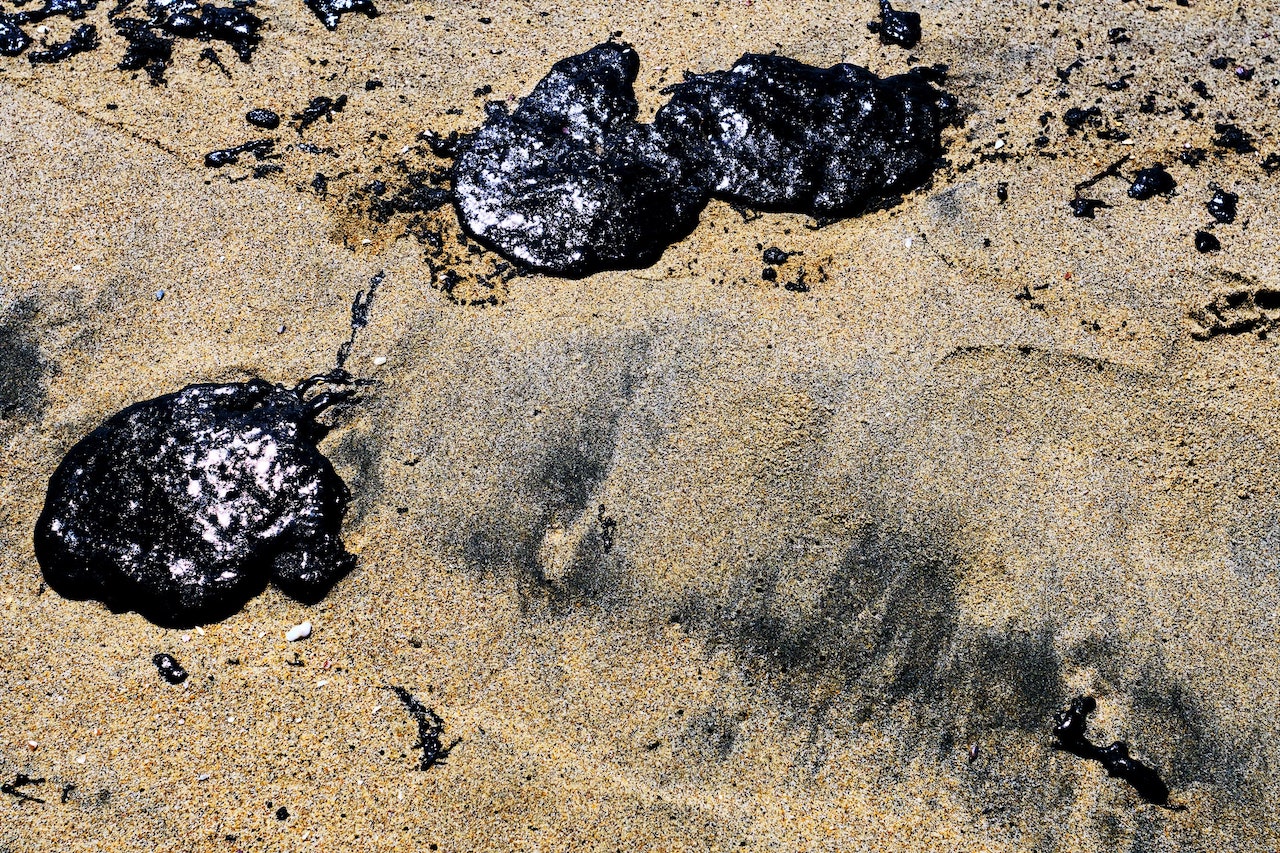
[198,45,228,75]
[1207,186,1237,223]
[1127,163,1175,199]
[203,137,274,167]
[245,107,279,129]
[1063,105,1102,132]
[60,783,75,803]
[1190,79,1211,100]
[1189,281,1280,339]
[27,21,98,62]
[1069,197,1109,218]
[292,94,347,132]
[0,298,50,428]
[366,169,450,223]
[868,0,921,49]
[334,270,382,368]
[311,172,328,195]
[658,55,955,218]
[153,652,188,684]
[1213,122,1256,154]
[1194,229,1220,253]
[35,373,359,626]
[303,0,376,31]
[1261,153,1280,173]
[108,0,262,85]
[762,247,792,266]
[1052,695,1172,806]
[597,503,617,553]
[453,43,704,277]
[1,774,45,804]
[1179,147,1207,167]
[385,686,459,771]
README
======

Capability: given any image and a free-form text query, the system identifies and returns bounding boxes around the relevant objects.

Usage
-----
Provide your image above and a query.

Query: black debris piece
[1,774,45,804]
[292,94,347,132]
[153,652,189,684]
[22,0,98,23]
[1068,197,1109,218]
[1128,163,1175,199]
[303,0,376,31]
[1262,153,1280,173]
[275,806,289,820]
[245,107,279,129]
[1107,26,1130,43]
[1190,79,1211,99]
[27,22,98,63]
[1213,122,1256,154]
[1052,696,1172,806]
[367,170,451,222]
[311,172,328,195]
[363,78,382,90]
[656,53,955,217]
[1206,187,1237,223]
[1209,56,1231,70]
[1194,230,1220,253]
[334,271,382,368]
[763,247,791,265]
[0,14,33,55]
[1235,65,1255,81]
[113,15,174,85]
[183,3,262,63]
[1062,105,1102,132]
[1179,147,1206,167]
[761,267,777,282]
[385,685,460,771]
[203,137,274,167]
[453,43,706,276]
[34,373,359,626]
[869,0,921,49]
[996,181,1008,203]
[111,0,262,85]
[198,45,229,75]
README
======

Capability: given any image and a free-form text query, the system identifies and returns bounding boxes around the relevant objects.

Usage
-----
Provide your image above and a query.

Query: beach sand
[2,0,1279,849]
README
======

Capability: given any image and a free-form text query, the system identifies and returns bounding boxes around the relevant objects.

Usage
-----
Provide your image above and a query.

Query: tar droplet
[204,138,275,168]
[27,22,98,64]
[871,0,921,49]
[996,181,1008,203]
[246,108,280,129]
[275,805,289,820]
[1213,122,1256,154]
[762,247,792,265]
[1068,197,1109,218]
[1206,187,1238,224]
[1127,164,1175,200]
[153,652,188,684]
[35,374,359,626]
[1194,230,1221,253]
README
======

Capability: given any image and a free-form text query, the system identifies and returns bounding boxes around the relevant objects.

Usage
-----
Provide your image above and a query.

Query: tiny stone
[155,289,165,300]
[286,621,312,641]
[153,653,188,684]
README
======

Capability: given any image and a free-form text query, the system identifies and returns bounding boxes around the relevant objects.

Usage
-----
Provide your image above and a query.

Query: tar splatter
[1068,197,1109,218]
[868,0,921,49]
[203,138,274,167]
[658,55,955,218]
[35,372,359,625]
[1194,230,1221,253]
[1127,163,1175,200]
[245,107,279,129]
[1,774,45,804]
[27,22,98,63]
[452,42,705,277]
[1207,186,1237,224]
[153,652,189,683]
[1052,695,1172,806]
[762,247,793,266]
[385,685,460,771]
[1,0,99,57]
[1213,122,1256,155]
[335,270,382,368]
[292,94,347,132]
[303,0,376,31]
[110,0,263,85]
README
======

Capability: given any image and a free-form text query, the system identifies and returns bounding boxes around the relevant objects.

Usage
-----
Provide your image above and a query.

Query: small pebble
[155,289,165,301]
[153,653,188,684]
[372,356,387,366]
[286,621,312,641]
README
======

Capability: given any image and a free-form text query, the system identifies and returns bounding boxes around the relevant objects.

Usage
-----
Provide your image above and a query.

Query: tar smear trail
[1052,695,1173,806]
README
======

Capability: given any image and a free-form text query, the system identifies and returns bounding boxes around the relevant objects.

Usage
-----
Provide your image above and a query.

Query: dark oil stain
[0,298,53,430]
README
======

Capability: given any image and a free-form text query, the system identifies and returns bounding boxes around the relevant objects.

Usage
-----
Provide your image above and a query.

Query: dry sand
[2,0,1279,849]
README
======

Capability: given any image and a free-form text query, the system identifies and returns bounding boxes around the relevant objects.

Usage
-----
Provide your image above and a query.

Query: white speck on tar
[286,621,312,641]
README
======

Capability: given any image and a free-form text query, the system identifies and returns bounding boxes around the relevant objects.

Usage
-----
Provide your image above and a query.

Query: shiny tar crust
[452,42,705,278]
[34,380,353,625]
[657,54,951,217]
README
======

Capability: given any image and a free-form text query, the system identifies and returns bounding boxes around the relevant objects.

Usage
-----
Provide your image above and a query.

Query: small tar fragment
[385,685,460,771]
[113,17,173,85]
[197,46,229,76]
[1194,230,1220,253]
[1206,187,1237,223]
[1069,197,1109,218]
[996,181,1008,203]
[246,107,280,129]
[1213,122,1256,154]
[1128,163,1175,199]
[303,0,377,31]
[1179,148,1206,167]
[1190,80,1211,100]
[1062,105,1102,132]
[761,267,777,282]
[1052,696,1172,806]
[869,0,921,49]
[27,22,98,63]
[293,94,347,132]
[763,247,792,265]
[275,806,289,820]
[1107,27,1130,43]
[1262,153,1280,173]
[203,138,274,167]
[1,774,46,804]
[0,15,32,57]
[153,652,188,684]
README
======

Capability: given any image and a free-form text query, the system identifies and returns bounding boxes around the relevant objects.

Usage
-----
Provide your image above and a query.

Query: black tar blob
[153,652,189,683]
[111,0,262,85]
[35,374,356,626]
[245,107,279,129]
[203,137,274,167]
[27,22,98,63]
[303,0,376,31]
[1194,230,1221,253]
[1207,187,1238,224]
[657,54,954,217]
[1052,695,1172,806]
[1127,164,1175,200]
[870,0,921,48]
[1069,197,1109,218]
[453,43,705,277]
